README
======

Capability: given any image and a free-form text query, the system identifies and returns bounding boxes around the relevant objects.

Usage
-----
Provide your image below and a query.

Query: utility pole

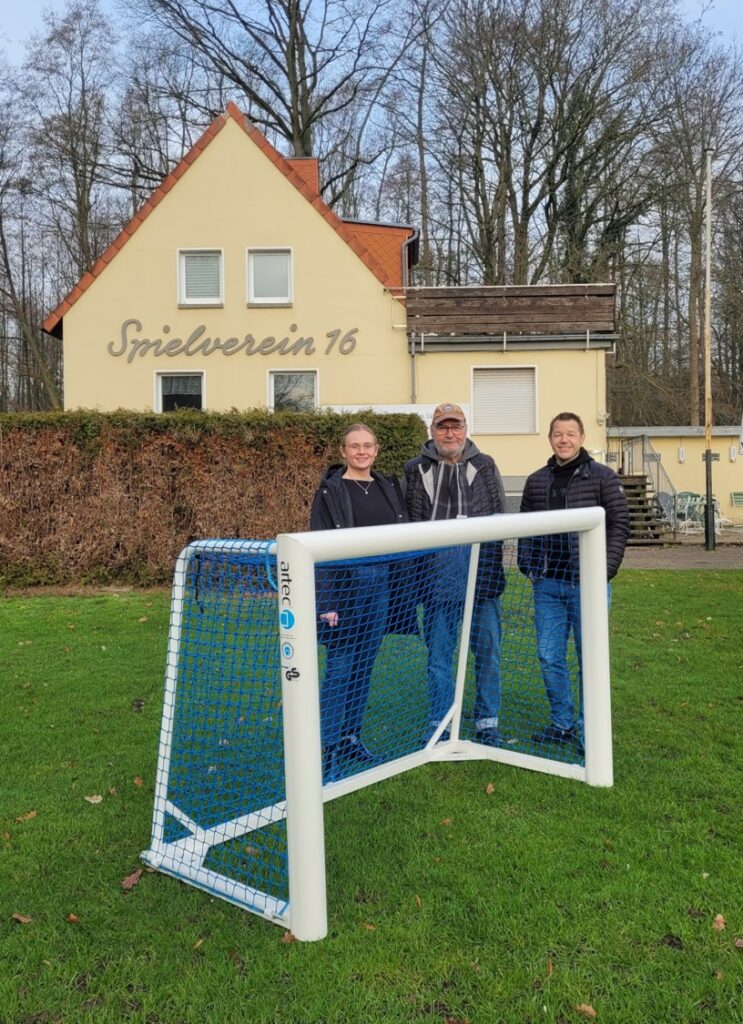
[703,147,716,551]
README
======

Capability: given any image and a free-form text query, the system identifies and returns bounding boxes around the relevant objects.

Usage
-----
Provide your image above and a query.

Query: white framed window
[248,248,292,306]
[472,366,537,433]
[269,370,317,412]
[155,372,205,413]
[178,249,223,306]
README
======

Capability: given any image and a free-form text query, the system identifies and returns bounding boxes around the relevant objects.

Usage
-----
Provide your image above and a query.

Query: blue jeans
[424,595,502,729]
[532,576,611,732]
[320,564,389,747]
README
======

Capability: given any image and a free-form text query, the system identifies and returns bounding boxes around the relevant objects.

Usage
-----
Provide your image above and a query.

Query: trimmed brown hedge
[0,410,427,586]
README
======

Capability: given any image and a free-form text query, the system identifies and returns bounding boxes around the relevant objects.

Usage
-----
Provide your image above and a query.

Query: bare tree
[128,0,423,206]
[647,25,742,424]
[23,0,118,282]
[0,80,62,410]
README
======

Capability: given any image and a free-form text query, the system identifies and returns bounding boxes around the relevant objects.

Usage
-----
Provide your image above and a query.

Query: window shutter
[183,252,221,301]
[162,375,202,396]
[473,368,536,433]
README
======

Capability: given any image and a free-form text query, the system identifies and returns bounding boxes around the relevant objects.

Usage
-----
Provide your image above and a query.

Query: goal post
[143,506,612,941]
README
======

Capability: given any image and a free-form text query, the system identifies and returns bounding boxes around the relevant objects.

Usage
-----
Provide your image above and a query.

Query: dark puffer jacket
[309,465,418,635]
[310,465,407,531]
[518,450,630,581]
[404,439,507,600]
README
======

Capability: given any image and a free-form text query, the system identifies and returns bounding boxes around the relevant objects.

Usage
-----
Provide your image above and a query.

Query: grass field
[1,571,741,1024]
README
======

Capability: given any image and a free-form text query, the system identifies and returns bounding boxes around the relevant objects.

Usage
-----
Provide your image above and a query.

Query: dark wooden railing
[406,284,615,337]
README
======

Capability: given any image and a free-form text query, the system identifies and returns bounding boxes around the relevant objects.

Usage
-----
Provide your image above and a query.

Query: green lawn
[1,572,741,1024]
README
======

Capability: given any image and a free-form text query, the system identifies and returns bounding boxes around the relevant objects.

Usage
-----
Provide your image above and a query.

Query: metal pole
[579,512,613,787]
[703,148,715,551]
[277,535,328,941]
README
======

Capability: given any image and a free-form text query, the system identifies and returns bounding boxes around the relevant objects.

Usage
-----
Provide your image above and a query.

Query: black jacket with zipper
[309,465,418,635]
[517,448,630,581]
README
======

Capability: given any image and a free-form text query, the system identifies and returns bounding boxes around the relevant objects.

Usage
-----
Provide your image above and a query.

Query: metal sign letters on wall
[108,319,359,364]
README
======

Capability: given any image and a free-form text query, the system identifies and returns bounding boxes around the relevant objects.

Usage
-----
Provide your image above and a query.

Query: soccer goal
[142,507,612,941]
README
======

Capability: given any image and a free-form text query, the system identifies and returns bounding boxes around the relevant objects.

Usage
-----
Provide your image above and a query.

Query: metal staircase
[607,435,678,547]
[620,474,673,546]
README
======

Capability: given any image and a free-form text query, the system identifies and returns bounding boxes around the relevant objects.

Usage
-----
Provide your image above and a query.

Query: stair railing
[607,435,678,532]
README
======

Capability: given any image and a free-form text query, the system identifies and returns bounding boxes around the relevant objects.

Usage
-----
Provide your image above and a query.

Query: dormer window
[178,249,223,306]
[248,248,292,306]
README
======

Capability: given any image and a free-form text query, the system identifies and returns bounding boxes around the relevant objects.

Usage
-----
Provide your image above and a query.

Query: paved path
[622,536,743,570]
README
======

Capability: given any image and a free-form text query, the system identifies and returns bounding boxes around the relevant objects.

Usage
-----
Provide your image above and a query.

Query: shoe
[336,734,381,766]
[531,724,576,745]
[475,726,501,746]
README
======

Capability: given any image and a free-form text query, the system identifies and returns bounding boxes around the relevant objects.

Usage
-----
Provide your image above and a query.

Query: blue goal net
[144,517,609,936]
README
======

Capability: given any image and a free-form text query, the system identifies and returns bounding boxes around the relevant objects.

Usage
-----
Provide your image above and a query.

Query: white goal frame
[278,506,612,941]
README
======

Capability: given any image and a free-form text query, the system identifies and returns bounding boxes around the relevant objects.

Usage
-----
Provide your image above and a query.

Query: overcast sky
[0,0,739,62]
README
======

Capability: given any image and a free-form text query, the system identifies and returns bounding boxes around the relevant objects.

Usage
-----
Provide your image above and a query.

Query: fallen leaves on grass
[133,777,144,787]
[121,869,143,892]
[12,913,32,924]
[362,923,376,931]
[66,913,80,924]
[281,931,295,944]
[440,818,452,827]
[735,937,743,950]
[84,794,103,805]
[485,782,495,795]
[547,958,554,977]
[576,1005,597,1019]
[414,894,422,909]
[192,938,204,950]
[15,810,37,823]
[712,914,726,931]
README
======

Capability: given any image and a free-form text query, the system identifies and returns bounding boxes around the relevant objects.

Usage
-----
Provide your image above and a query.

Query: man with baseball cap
[404,402,506,745]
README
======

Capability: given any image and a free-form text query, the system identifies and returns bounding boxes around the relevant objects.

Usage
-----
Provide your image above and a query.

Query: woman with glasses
[310,423,409,779]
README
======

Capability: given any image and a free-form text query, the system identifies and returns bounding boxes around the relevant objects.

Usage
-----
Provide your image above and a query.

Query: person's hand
[320,611,339,627]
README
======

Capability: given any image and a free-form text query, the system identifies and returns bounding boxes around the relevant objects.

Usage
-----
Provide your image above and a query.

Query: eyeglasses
[344,443,377,452]
[433,423,465,434]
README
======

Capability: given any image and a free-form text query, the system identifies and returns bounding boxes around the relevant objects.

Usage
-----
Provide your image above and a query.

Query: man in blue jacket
[518,412,630,754]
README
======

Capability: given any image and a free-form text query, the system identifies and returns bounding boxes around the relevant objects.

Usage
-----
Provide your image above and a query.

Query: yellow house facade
[608,426,743,526]
[44,104,615,489]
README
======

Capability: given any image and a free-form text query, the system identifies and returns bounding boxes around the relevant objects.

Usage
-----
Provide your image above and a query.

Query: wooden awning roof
[406,283,616,348]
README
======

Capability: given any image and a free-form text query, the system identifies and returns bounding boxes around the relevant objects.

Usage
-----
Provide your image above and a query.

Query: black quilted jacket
[518,451,630,581]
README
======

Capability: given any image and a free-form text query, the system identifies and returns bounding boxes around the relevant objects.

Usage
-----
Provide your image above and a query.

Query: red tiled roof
[286,157,320,194]
[343,222,412,290]
[43,103,413,338]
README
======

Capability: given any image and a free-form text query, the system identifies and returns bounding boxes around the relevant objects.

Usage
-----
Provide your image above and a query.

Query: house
[44,103,617,490]
[43,103,417,419]
[608,426,743,527]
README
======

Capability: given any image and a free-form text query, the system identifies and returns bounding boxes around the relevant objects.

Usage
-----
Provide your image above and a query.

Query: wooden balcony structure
[406,283,616,350]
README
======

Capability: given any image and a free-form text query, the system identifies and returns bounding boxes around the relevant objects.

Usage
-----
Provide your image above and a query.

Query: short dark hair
[548,412,585,435]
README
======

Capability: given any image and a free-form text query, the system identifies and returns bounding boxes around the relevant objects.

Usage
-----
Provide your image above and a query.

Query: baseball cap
[431,402,466,427]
